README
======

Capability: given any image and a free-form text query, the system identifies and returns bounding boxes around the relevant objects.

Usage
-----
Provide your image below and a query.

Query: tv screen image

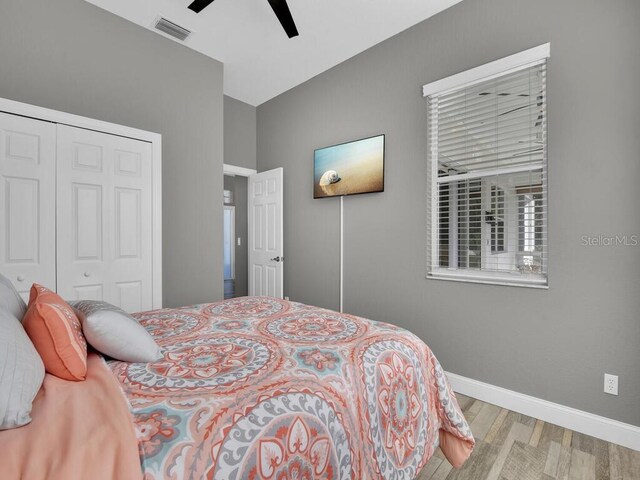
[313,134,385,198]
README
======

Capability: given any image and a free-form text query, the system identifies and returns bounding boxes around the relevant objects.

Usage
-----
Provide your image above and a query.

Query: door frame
[223,164,257,177]
[223,205,236,280]
[0,96,163,309]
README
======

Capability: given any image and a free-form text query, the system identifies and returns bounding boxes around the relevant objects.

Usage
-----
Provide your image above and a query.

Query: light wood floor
[418,394,640,480]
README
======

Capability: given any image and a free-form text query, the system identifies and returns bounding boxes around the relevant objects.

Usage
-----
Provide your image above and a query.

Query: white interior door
[56,124,153,312]
[0,112,56,302]
[248,168,283,297]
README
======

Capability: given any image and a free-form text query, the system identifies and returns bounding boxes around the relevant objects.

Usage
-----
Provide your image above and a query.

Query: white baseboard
[445,371,640,452]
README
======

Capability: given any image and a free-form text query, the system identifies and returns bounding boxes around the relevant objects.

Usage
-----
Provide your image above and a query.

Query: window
[490,186,506,254]
[424,44,549,287]
[517,187,544,273]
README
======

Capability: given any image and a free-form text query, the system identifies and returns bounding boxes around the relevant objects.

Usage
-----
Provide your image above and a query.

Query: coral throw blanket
[0,353,142,480]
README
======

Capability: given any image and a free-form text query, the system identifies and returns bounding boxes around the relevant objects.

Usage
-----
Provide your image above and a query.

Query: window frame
[424,44,550,288]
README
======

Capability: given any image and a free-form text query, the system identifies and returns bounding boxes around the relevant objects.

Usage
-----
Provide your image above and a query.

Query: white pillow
[0,306,45,430]
[70,301,162,363]
[0,273,27,321]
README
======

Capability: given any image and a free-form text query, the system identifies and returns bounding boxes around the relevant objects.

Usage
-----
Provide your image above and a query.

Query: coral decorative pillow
[23,285,87,381]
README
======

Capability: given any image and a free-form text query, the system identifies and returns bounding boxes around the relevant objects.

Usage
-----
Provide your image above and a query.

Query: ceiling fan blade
[188,0,215,14]
[266,0,299,38]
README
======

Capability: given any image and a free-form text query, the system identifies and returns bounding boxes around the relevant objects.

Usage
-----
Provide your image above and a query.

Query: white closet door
[56,125,153,312]
[0,112,56,302]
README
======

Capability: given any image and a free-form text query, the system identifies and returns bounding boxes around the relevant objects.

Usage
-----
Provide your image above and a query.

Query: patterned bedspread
[108,297,474,479]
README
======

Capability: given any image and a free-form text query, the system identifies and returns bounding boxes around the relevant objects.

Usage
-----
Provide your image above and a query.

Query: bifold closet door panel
[56,125,153,312]
[0,112,56,302]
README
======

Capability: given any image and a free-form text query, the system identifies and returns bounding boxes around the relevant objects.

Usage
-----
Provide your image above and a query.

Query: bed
[1,297,474,479]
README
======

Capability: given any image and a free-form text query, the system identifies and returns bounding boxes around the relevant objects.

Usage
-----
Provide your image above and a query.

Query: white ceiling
[85,0,463,106]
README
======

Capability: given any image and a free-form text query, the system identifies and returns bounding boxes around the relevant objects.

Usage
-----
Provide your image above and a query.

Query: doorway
[223,173,249,299]
[223,205,235,281]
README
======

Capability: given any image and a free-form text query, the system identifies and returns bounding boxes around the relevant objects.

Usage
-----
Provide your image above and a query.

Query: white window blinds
[426,58,548,286]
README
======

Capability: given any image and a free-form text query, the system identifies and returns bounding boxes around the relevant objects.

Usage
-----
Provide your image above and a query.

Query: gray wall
[224,96,257,170]
[257,0,640,426]
[0,0,225,307]
[223,175,248,296]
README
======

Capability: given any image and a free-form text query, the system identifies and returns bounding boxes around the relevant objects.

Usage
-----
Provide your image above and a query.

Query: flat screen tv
[314,134,385,199]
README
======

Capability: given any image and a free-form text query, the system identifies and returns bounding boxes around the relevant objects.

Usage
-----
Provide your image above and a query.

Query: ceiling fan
[187,0,299,38]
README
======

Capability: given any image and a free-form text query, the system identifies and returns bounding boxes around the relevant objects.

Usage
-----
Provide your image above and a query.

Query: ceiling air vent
[153,17,191,42]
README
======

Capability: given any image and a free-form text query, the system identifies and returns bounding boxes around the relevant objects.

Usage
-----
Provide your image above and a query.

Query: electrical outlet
[604,374,618,395]
[285,296,290,301]
[237,237,242,246]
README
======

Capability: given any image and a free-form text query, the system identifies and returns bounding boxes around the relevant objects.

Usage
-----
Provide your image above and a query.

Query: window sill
[427,269,548,289]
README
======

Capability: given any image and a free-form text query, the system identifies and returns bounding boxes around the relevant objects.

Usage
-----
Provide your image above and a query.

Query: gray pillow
[0,273,27,321]
[70,300,162,363]
[0,306,45,430]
